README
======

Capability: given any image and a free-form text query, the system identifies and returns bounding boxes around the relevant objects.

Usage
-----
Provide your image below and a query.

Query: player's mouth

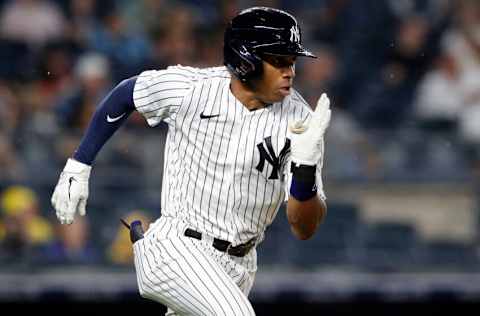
[279,86,291,96]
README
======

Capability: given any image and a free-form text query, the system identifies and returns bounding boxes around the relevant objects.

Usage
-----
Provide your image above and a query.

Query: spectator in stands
[350,14,438,130]
[296,45,340,107]
[0,0,67,48]
[0,186,53,264]
[415,0,480,166]
[414,54,469,131]
[55,52,112,132]
[146,5,197,68]
[117,0,170,35]
[86,7,150,81]
[443,0,480,164]
[0,80,22,136]
[0,83,27,183]
[41,216,99,265]
[441,0,480,75]
[0,134,26,183]
[64,0,100,49]
[107,210,151,265]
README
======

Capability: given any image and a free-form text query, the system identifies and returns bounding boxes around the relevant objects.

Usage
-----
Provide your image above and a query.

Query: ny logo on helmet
[289,25,300,43]
[256,137,291,180]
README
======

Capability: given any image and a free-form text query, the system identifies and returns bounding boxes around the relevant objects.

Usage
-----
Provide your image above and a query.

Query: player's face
[255,54,296,103]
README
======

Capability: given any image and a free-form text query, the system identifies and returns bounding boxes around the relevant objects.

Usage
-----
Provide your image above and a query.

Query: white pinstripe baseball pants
[133,216,256,315]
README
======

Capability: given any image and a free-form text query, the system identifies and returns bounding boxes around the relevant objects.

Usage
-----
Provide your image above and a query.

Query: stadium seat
[287,201,362,267]
[423,240,478,270]
[354,221,420,271]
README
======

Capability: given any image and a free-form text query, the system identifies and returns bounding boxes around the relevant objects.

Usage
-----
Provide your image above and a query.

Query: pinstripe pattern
[134,216,255,315]
[132,65,326,313]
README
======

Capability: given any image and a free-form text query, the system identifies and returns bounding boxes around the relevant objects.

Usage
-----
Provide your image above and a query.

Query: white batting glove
[289,93,332,166]
[51,158,91,225]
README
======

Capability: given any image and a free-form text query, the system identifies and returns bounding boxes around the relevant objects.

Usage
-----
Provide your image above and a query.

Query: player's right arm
[51,66,195,224]
[51,76,137,224]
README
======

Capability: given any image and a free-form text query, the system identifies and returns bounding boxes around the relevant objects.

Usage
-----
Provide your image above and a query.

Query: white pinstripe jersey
[133,65,326,246]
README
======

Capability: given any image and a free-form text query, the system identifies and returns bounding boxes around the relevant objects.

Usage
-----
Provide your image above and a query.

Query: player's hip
[135,217,257,295]
[144,215,258,270]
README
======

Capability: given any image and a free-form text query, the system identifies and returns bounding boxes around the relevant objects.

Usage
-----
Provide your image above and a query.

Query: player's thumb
[78,198,87,216]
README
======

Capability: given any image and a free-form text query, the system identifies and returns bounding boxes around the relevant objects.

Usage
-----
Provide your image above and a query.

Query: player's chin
[271,89,290,102]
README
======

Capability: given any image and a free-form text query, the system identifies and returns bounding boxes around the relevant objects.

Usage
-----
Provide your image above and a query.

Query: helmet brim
[296,48,317,58]
[254,42,317,58]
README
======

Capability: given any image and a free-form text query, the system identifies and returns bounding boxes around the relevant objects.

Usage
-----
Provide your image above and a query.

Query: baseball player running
[51,7,331,315]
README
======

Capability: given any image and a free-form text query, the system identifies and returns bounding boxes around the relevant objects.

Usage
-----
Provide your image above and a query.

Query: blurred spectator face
[301,48,337,84]
[105,12,125,36]
[75,53,110,96]
[0,185,53,245]
[437,54,460,79]
[1,186,38,219]
[0,83,20,133]
[0,0,67,47]
[457,1,480,46]
[296,47,338,106]
[397,15,429,57]
[457,0,480,29]
[382,62,407,86]
[144,0,165,11]
[71,0,95,18]
[220,0,240,24]
[43,48,72,82]
[159,7,195,65]
[161,31,193,65]
[0,135,25,182]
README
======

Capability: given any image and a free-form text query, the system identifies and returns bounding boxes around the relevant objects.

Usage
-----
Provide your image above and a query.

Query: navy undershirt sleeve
[73,76,137,165]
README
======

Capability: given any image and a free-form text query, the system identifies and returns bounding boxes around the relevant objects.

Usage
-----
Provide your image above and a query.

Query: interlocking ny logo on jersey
[289,25,300,43]
[256,137,291,180]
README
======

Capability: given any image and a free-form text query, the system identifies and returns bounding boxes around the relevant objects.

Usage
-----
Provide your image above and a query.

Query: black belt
[184,228,256,257]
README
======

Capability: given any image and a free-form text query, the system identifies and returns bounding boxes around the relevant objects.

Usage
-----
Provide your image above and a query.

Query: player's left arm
[286,93,331,240]
[287,193,327,240]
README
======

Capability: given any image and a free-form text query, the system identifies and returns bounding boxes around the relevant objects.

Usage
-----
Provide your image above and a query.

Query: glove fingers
[52,190,63,221]
[59,199,69,224]
[319,109,331,129]
[314,93,330,115]
[78,198,87,216]
[66,197,78,224]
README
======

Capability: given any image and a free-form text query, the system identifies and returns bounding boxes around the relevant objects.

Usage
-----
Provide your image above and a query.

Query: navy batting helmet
[224,7,316,82]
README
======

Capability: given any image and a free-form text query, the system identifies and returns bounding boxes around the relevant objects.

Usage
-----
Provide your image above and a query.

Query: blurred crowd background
[1,0,480,306]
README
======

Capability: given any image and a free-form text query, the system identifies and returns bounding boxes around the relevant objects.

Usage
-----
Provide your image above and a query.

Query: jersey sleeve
[132,65,196,126]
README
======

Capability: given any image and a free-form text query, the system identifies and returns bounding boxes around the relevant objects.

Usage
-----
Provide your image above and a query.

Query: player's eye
[263,54,296,68]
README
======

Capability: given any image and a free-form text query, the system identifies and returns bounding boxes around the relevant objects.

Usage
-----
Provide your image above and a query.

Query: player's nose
[282,64,295,79]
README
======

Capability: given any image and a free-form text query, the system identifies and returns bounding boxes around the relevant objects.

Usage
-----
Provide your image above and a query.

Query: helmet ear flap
[224,40,263,82]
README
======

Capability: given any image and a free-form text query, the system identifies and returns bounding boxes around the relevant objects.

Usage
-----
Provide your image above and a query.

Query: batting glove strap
[290,163,317,201]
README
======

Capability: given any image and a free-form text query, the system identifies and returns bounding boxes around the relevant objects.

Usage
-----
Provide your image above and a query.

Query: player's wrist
[290,140,323,166]
[290,163,317,201]
[64,158,92,177]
